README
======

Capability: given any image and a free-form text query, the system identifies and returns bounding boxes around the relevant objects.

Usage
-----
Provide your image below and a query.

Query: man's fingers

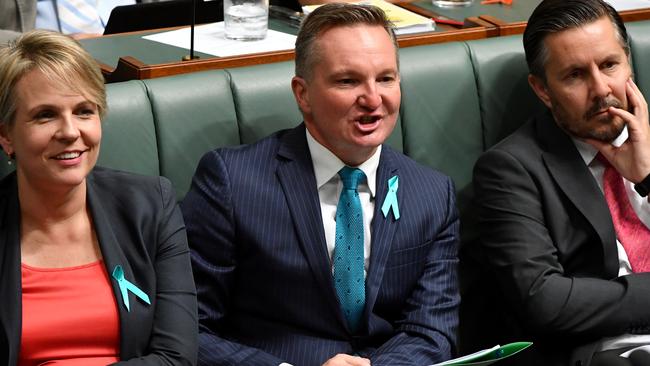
[628,78,647,107]
[608,105,635,127]
[583,137,618,162]
[348,357,371,366]
[322,354,371,366]
[626,78,649,126]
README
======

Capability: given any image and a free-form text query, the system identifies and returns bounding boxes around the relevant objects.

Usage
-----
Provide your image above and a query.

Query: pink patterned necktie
[598,153,650,272]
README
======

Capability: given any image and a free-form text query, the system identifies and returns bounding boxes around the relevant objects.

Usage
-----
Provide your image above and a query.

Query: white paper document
[143,22,297,57]
[621,345,650,358]
[430,345,500,366]
[606,0,650,11]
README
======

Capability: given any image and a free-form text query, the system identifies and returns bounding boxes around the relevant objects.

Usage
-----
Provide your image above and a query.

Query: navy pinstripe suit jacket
[182,124,459,366]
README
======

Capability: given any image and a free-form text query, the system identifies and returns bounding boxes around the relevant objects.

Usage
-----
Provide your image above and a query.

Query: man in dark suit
[470,0,650,365]
[181,3,460,366]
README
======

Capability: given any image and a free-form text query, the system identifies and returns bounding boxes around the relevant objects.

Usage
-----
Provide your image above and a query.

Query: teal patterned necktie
[334,166,366,333]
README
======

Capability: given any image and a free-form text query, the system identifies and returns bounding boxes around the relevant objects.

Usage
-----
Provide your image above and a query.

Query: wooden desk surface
[406,0,540,24]
[83,16,492,82]
[402,1,650,36]
[480,7,650,36]
[81,0,650,82]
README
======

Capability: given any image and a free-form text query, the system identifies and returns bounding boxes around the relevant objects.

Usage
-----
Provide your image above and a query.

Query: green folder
[431,342,533,366]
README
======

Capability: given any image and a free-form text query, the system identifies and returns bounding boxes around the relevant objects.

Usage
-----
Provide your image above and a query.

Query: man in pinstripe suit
[182,4,460,366]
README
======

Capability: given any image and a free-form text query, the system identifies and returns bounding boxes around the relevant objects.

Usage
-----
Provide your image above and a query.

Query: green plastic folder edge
[442,342,533,366]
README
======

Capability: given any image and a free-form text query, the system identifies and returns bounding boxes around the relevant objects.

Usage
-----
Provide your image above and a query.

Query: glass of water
[224,0,269,40]
[432,0,473,7]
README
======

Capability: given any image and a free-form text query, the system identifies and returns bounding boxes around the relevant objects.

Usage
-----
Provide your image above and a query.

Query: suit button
[575,361,582,366]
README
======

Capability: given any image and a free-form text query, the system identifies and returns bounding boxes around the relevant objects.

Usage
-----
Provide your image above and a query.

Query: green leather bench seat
[99,80,160,177]
[466,35,545,150]
[228,62,302,144]
[628,21,650,100]
[399,41,482,212]
[145,70,239,199]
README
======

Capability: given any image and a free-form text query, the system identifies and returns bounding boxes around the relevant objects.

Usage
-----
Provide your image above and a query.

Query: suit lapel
[275,125,343,318]
[365,147,400,318]
[0,173,147,361]
[536,113,618,275]
[86,174,138,358]
[0,174,23,366]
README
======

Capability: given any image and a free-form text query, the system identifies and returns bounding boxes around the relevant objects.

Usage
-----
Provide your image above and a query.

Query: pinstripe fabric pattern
[182,124,460,366]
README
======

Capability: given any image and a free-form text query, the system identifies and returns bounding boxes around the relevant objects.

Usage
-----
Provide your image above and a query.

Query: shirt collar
[571,137,599,166]
[306,128,380,198]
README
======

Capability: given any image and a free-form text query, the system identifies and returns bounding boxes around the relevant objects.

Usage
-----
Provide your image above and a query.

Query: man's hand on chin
[587,78,650,183]
[322,354,371,366]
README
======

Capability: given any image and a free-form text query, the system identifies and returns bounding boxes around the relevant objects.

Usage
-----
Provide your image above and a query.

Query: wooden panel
[479,8,650,37]
[101,26,491,82]
[91,1,650,83]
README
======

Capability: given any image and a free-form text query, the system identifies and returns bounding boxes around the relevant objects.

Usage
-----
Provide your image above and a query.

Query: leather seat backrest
[144,70,239,200]
[628,20,650,97]
[98,80,160,177]
[399,41,482,212]
[466,35,545,151]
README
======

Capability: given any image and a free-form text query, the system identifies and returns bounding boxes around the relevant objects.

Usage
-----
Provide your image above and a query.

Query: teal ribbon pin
[381,175,400,220]
[112,265,151,312]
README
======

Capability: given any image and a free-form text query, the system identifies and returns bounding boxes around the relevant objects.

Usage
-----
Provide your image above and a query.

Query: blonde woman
[0,30,197,365]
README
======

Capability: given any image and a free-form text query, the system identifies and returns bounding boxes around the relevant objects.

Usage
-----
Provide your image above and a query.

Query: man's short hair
[523,0,629,80]
[0,30,107,127]
[294,3,398,81]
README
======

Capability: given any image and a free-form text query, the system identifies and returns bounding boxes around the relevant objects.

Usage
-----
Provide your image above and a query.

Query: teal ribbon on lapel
[112,265,151,312]
[381,175,400,220]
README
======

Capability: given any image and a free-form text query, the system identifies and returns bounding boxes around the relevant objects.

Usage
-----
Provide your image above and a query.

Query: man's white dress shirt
[306,129,381,274]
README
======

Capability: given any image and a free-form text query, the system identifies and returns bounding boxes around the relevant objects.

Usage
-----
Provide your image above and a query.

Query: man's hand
[588,78,650,183]
[322,354,371,366]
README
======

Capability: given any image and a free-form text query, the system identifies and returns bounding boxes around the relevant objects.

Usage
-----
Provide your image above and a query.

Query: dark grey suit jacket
[0,167,197,365]
[182,124,460,366]
[468,110,650,366]
[0,0,36,43]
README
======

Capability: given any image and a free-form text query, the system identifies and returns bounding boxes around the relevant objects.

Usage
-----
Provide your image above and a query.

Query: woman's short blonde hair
[0,30,107,127]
